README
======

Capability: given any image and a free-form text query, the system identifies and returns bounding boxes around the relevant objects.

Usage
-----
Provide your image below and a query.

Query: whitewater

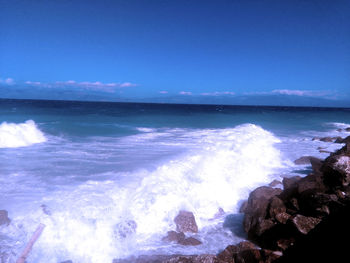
[0,99,350,263]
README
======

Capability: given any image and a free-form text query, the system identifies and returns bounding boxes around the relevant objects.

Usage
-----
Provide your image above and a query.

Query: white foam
[1,124,284,262]
[0,120,47,148]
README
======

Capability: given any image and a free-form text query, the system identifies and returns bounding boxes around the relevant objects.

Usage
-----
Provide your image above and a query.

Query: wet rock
[294,156,313,165]
[292,215,321,234]
[322,155,350,189]
[217,245,238,262]
[0,210,10,226]
[243,187,281,238]
[282,176,301,191]
[178,237,202,246]
[162,231,185,243]
[346,127,350,132]
[235,249,261,263]
[239,201,248,213]
[174,211,198,233]
[276,238,295,251]
[297,173,326,194]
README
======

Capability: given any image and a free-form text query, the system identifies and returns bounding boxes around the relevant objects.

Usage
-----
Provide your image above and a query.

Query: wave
[2,124,284,262]
[0,120,47,148]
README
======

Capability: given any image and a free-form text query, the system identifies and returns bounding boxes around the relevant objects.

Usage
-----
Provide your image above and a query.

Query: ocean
[0,98,349,263]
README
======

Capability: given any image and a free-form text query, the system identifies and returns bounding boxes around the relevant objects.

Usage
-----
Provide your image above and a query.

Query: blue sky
[0,0,349,105]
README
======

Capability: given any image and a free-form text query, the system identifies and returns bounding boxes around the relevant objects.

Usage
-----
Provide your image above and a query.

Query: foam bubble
[0,120,47,148]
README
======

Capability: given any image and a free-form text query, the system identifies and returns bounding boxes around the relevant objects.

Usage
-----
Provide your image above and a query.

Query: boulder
[163,255,223,263]
[268,196,286,219]
[346,127,350,132]
[294,156,313,165]
[0,210,10,226]
[292,215,321,234]
[322,155,350,189]
[243,187,282,237]
[282,176,301,191]
[174,211,198,233]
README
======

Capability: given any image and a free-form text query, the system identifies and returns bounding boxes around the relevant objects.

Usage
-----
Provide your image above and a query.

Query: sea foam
[1,124,284,263]
[0,120,47,148]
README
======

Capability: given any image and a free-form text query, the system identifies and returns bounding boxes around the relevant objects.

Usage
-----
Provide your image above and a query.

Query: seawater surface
[0,99,350,263]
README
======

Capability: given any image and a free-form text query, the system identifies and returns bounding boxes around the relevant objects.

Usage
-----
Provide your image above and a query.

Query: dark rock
[174,211,198,233]
[296,173,326,194]
[217,245,238,262]
[178,237,202,246]
[319,137,335,142]
[292,215,321,234]
[309,157,323,174]
[235,249,262,263]
[276,238,295,251]
[275,212,291,224]
[261,249,283,263]
[243,186,282,238]
[336,128,343,132]
[0,210,10,226]
[60,261,73,263]
[269,196,286,219]
[346,127,350,132]
[236,241,257,251]
[162,231,186,243]
[322,154,350,189]
[294,156,313,165]
[282,176,301,191]
[334,137,345,143]
[113,255,183,263]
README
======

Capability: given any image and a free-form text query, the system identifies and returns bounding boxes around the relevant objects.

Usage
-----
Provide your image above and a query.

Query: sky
[0,0,350,106]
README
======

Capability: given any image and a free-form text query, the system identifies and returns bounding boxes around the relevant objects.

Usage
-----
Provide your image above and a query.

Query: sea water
[0,99,349,263]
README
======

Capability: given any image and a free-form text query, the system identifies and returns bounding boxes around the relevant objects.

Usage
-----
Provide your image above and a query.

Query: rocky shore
[113,132,350,263]
[2,132,350,263]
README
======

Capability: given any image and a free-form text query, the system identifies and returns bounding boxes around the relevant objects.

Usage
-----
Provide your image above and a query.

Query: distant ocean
[1,98,350,263]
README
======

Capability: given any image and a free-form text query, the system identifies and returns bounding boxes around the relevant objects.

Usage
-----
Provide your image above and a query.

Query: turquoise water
[0,99,349,263]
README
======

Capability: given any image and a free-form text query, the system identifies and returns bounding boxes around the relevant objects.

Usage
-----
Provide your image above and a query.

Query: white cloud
[25,80,137,93]
[201,91,235,96]
[0,77,15,85]
[179,91,192,95]
[272,89,329,97]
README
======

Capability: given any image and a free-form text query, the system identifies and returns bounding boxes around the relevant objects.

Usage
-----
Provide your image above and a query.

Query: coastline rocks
[0,210,10,226]
[174,211,198,233]
[291,215,321,235]
[322,154,350,189]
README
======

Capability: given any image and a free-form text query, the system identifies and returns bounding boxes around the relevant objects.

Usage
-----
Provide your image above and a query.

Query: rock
[292,215,321,234]
[178,237,202,246]
[60,261,73,263]
[276,238,295,250]
[217,245,238,262]
[235,249,261,263]
[294,156,313,165]
[337,128,343,132]
[0,210,10,226]
[322,155,350,188]
[346,127,350,132]
[275,212,291,224]
[320,137,335,142]
[282,176,301,191]
[243,187,282,238]
[334,137,345,143]
[174,211,198,233]
[269,196,286,218]
[162,231,185,243]
[309,157,323,174]
[297,173,326,194]
[261,249,283,263]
